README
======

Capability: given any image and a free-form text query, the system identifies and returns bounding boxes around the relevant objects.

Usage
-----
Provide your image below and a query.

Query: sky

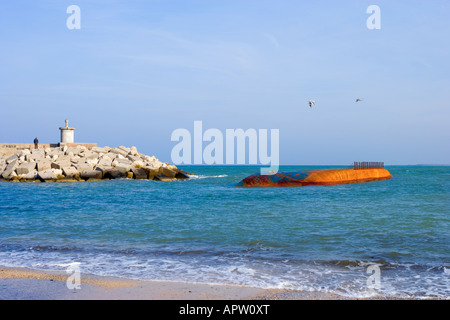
[0,0,449,165]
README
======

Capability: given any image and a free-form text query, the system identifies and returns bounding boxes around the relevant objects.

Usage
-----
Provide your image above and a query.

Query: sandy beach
[0,266,278,300]
[0,266,367,300]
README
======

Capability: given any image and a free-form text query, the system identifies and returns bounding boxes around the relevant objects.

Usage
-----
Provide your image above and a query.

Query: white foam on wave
[187,174,228,179]
[1,248,448,299]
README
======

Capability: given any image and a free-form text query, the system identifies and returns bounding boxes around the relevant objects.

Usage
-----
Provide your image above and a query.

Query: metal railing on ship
[353,162,384,169]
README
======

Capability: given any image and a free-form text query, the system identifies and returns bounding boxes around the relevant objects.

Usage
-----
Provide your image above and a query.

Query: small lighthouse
[59,119,75,144]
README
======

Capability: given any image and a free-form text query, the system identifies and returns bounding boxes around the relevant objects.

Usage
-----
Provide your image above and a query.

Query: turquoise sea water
[0,166,449,298]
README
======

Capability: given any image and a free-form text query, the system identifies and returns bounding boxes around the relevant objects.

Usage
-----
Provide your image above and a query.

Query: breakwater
[0,145,189,182]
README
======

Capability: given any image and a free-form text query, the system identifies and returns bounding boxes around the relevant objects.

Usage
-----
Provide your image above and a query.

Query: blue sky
[0,0,449,165]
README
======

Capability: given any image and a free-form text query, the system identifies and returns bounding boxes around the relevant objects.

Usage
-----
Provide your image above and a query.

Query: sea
[0,165,448,299]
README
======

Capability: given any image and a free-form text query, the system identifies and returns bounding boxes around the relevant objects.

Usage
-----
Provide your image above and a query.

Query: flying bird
[308,100,315,108]
[355,98,364,102]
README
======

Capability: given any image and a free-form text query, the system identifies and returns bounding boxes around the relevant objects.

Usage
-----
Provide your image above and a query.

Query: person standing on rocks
[34,137,39,149]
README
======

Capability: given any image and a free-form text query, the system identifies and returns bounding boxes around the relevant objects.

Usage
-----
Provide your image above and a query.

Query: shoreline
[0,266,410,300]
[0,266,281,300]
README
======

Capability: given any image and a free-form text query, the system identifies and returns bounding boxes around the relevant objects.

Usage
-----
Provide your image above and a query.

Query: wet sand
[0,267,282,300]
[0,266,395,300]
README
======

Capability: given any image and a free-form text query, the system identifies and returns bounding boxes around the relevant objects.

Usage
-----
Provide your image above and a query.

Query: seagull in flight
[308,100,315,108]
[355,98,364,102]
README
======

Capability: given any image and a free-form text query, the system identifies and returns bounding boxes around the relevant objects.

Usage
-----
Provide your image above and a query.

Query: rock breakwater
[0,145,190,182]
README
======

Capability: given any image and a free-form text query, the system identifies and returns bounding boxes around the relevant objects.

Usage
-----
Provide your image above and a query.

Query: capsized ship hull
[236,168,392,187]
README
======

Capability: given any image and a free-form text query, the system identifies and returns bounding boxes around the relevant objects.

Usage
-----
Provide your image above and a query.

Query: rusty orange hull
[236,168,392,187]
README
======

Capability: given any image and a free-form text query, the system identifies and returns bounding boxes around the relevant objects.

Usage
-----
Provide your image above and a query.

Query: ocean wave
[0,247,448,299]
[30,245,77,252]
[187,174,228,179]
